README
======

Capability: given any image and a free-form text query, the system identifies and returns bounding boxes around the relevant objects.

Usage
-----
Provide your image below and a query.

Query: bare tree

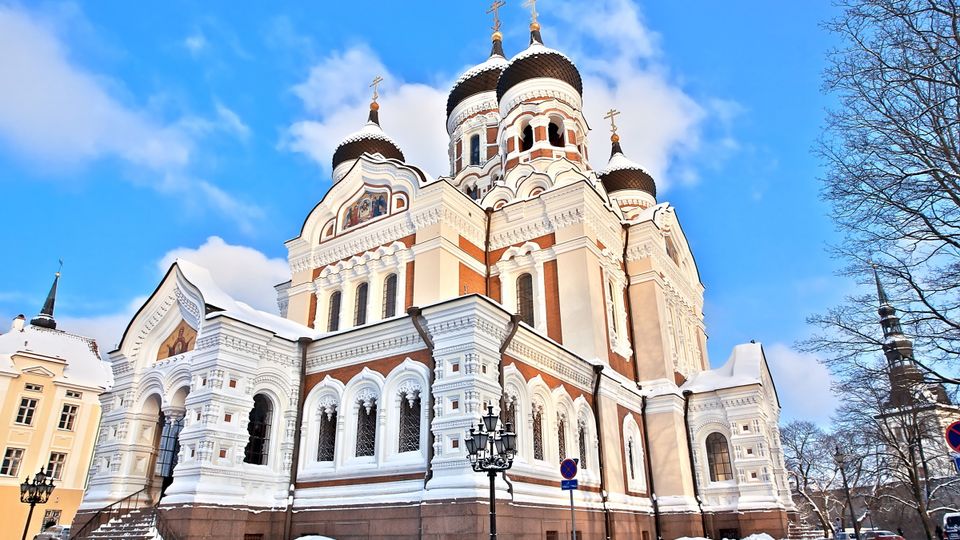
[781,420,843,535]
[810,0,960,385]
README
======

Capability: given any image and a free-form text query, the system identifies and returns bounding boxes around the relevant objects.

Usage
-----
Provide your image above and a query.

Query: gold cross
[370,75,384,102]
[523,0,538,24]
[603,108,621,134]
[487,0,506,33]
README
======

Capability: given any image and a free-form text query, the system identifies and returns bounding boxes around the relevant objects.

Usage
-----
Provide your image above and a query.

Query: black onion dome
[496,34,583,102]
[599,141,657,198]
[447,40,508,117]
[331,108,405,171]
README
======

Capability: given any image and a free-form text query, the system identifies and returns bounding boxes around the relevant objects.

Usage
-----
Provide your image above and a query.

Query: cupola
[598,110,657,213]
[331,81,405,183]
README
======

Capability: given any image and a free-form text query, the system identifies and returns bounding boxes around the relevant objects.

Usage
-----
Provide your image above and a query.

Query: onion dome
[447,35,509,117]
[496,26,583,102]
[599,135,657,198]
[331,102,404,172]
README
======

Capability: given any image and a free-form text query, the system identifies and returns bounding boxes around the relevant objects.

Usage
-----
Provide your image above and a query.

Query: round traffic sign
[560,458,578,480]
[946,421,960,453]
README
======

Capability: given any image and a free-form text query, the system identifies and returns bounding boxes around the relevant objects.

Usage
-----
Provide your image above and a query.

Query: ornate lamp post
[834,445,860,540]
[465,404,518,540]
[19,469,56,540]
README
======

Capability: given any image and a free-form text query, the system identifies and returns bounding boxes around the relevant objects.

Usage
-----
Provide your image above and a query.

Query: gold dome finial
[604,108,621,140]
[487,0,505,40]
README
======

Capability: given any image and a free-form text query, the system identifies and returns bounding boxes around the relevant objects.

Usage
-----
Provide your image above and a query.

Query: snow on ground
[677,535,778,540]
[294,536,335,540]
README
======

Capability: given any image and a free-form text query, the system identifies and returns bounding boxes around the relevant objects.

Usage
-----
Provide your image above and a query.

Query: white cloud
[282,0,731,189]
[0,5,259,230]
[184,33,207,55]
[59,296,146,353]
[158,236,289,312]
[764,342,839,426]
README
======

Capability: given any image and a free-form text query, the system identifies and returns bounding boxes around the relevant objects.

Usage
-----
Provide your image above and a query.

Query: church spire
[524,0,543,44]
[487,0,506,57]
[871,263,925,407]
[30,263,61,330]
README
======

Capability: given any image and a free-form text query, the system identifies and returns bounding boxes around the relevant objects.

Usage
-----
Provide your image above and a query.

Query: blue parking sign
[561,479,578,490]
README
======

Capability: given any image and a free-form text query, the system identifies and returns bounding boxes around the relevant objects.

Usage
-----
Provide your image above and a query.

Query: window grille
[398,391,421,452]
[706,432,733,481]
[383,274,398,318]
[47,452,67,480]
[532,406,544,461]
[15,398,38,425]
[244,394,272,465]
[356,399,377,457]
[557,416,567,462]
[502,397,516,431]
[628,439,636,480]
[328,291,342,332]
[548,121,565,147]
[578,421,588,469]
[317,407,337,462]
[1,447,24,476]
[58,404,79,431]
[517,273,534,326]
[470,134,481,166]
[521,124,534,151]
[355,282,369,326]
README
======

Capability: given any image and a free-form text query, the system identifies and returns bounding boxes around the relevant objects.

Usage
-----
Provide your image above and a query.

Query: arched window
[244,394,272,465]
[328,291,342,332]
[557,414,567,462]
[548,120,564,147]
[469,134,481,166]
[520,124,534,151]
[606,280,620,336]
[502,395,517,432]
[706,432,733,481]
[578,420,588,469]
[517,273,534,326]
[355,397,377,457]
[532,405,544,461]
[398,390,421,452]
[317,405,337,462]
[354,282,369,326]
[627,438,636,480]
[383,274,398,318]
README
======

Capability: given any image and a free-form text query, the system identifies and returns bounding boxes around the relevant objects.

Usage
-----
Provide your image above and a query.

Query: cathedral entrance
[154,411,183,497]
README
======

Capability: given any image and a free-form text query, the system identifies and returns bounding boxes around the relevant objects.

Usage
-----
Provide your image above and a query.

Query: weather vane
[487,0,506,34]
[604,108,621,135]
[370,75,384,103]
[523,0,538,25]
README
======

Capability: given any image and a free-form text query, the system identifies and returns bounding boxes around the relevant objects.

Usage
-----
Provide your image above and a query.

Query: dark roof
[447,41,507,117]
[496,46,583,102]
[331,109,405,170]
[600,167,657,198]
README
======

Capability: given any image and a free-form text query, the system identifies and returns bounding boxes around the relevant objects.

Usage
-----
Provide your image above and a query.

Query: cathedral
[75,7,795,540]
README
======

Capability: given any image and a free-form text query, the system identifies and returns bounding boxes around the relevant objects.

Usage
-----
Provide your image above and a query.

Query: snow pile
[295,536,335,540]
[676,535,778,540]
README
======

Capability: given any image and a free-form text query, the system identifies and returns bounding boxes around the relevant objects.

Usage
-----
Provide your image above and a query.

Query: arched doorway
[149,386,189,500]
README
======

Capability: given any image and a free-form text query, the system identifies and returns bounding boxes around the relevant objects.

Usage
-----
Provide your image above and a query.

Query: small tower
[597,110,657,218]
[30,267,61,330]
[331,77,405,183]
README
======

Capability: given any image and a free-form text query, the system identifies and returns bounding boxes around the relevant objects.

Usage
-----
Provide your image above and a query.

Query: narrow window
[557,415,567,462]
[15,398,38,425]
[517,273,534,326]
[317,406,337,462]
[548,121,564,147]
[1,448,25,476]
[532,406,544,461]
[520,124,534,151]
[58,404,79,431]
[47,452,67,480]
[607,280,620,336]
[244,394,272,465]
[470,134,481,166]
[356,398,378,457]
[327,291,342,332]
[578,421,588,469]
[628,439,636,480]
[502,398,516,433]
[398,390,421,452]
[354,282,369,326]
[383,274,398,318]
[665,236,680,265]
[706,432,733,481]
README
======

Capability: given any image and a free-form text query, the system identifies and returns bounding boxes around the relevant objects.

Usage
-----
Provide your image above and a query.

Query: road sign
[560,458,578,480]
[953,455,960,475]
[561,479,578,490]
[946,421,960,453]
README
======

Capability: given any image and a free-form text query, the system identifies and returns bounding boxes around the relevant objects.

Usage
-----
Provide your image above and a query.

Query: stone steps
[85,508,158,540]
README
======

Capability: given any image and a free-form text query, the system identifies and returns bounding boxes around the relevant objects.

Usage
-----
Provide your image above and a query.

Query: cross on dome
[487,0,505,36]
[524,0,538,26]
[604,108,621,140]
[369,75,384,103]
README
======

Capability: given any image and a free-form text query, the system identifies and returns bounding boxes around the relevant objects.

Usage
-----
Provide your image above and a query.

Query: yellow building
[0,273,111,540]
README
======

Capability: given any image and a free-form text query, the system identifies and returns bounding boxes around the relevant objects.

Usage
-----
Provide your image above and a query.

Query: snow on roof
[681,341,767,394]
[604,151,649,175]
[174,259,312,341]
[631,202,670,224]
[333,121,403,154]
[0,323,112,390]
[508,41,577,67]
[453,54,509,87]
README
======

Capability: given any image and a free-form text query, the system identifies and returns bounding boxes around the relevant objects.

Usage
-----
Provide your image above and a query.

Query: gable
[156,319,197,361]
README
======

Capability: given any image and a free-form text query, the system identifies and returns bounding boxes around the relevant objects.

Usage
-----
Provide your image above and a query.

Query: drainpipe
[621,223,641,386]
[284,336,312,540]
[682,390,709,538]
[640,395,662,540]
[408,307,436,540]
[484,207,494,296]
[591,364,612,540]
[498,314,521,497]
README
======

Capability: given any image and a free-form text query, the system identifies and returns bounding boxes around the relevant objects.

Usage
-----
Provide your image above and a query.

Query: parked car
[862,531,904,540]
[33,525,70,540]
[946,512,960,540]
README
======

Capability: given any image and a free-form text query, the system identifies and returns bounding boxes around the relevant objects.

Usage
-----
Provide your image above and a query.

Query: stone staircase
[85,506,158,540]
[788,518,827,540]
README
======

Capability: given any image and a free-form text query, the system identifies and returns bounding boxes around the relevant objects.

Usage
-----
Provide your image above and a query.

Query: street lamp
[19,469,55,540]
[834,445,861,540]
[465,404,518,540]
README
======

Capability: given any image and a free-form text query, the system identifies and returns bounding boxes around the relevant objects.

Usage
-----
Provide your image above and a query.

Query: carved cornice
[196,334,297,366]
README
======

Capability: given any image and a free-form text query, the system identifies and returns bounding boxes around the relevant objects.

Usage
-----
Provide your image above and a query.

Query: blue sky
[0,1,851,424]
